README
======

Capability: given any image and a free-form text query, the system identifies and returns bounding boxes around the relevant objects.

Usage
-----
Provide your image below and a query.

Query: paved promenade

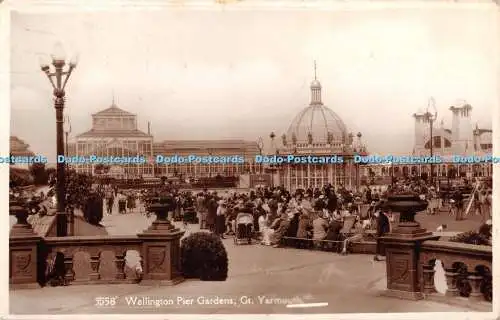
[10,208,477,315]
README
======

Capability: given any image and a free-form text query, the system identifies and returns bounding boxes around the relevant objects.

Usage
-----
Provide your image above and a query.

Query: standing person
[174,195,182,221]
[453,189,464,221]
[374,209,390,261]
[476,189,486,220]
[117,192,127,214]
[197,194,207,229]
[127,192,136,213]
[206,196,218,232]
[215,200,227,239]
[105,188,114,215]
[487,189,492,219]
[366,188,372,204]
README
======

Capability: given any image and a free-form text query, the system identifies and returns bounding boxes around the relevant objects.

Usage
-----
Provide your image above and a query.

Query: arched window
[424,136,451,149]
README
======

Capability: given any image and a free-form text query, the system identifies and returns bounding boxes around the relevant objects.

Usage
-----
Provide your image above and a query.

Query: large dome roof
[286,105,348,145]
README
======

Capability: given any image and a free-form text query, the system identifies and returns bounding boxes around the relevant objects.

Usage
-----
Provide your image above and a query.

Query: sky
[9,4,499,160]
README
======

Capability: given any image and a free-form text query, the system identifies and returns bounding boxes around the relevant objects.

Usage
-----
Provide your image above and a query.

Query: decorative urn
[382,193,431,238]
[9,198,38,237]
[142,192,182,234]
[148,193,175,221]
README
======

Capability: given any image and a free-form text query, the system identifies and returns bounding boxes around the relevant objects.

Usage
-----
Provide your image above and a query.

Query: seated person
[479,219,492,245]
[325,218,343,241]
[261,213,282,245]
[270,212,292,247]
[258,211,269,230]
[324,218,343,250]
[340,217,370,255]
[312,211,329,249]
[225,207,237,235]
[284,210,301,246]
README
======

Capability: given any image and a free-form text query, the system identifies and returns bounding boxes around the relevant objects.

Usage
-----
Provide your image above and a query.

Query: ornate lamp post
[39,42,78,237]
[423,97,437,186]
[473,126,480,178]
[268,132,278,187]
[257,137,264,174]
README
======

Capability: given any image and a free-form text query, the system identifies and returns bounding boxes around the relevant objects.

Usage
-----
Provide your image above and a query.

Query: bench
[280,235,377,254]
[280,216,359,252]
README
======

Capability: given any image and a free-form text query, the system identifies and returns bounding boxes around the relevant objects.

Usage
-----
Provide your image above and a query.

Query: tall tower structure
[450,103,473,155]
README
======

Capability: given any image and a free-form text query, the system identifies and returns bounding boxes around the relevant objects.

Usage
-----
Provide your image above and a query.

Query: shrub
[449,231,490,246]
[30,163,49,185]
[180,232,228,281]
[83,192,104,225]
[10,168,34,187]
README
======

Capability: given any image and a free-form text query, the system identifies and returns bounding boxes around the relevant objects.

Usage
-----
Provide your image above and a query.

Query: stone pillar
[138,203,185,286]
[381,232,439,300]
[380,195,439,300]
[9,205,42,289]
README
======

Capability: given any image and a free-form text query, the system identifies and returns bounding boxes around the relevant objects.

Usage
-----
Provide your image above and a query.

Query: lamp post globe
[51,42,66,64]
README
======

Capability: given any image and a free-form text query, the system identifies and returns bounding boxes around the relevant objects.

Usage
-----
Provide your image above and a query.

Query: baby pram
[234,212,254,245]
[118,199,127,214]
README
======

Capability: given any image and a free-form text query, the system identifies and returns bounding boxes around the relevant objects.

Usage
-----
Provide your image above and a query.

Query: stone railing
[379,196,492,311]
[382,235,492,310]
[40,236,143,285]
[10,203,185,289]
[420,240,492,305]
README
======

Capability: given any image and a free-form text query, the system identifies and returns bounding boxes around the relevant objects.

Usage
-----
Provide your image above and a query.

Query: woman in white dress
[258,214,268,241]
[258,205,270,232]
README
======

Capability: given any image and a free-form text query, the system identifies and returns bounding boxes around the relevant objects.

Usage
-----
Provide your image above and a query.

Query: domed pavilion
[272,63,368,191]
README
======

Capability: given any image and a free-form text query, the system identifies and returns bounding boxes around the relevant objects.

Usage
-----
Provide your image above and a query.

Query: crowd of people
[133,177,492,260]
[101,185,138,214]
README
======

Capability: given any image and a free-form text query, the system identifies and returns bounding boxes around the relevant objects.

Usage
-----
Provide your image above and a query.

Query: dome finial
[310,61,322,105]
[111,89,116,107]
[314,60,317,81]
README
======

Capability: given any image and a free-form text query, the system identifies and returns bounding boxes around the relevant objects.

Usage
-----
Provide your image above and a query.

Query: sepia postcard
[2,0,499,319]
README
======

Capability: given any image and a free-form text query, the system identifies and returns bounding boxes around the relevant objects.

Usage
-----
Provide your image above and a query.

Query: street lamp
[39,42,78,237]
[390,161,394,188]
[473,126,481,178]
[269,132,278,187]
[257,137,264,174]
[63,115,73,235]
[423,97,437,186]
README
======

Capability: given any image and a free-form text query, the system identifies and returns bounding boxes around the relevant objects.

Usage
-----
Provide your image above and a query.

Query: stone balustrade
[40,236,143,285]
[420,240,492,305]
[10,203,185,289]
